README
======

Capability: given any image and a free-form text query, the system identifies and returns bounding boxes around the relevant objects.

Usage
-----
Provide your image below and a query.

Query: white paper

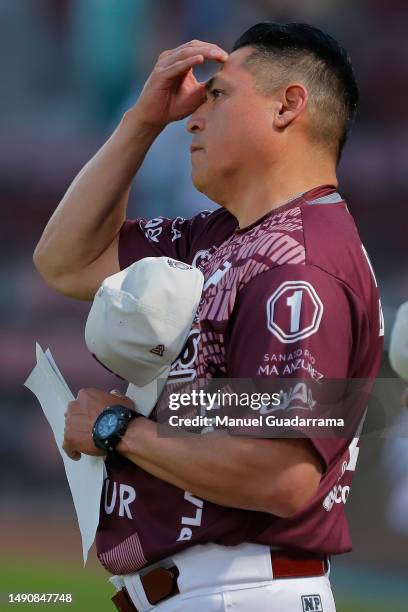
[126,377,167,417]
[24,343,105,564]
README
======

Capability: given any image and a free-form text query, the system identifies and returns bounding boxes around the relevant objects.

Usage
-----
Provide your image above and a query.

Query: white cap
[85,257,204,413]
[389,301,408,382]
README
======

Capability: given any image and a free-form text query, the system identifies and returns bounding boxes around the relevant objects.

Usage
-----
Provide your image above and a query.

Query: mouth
[190,145,203,154]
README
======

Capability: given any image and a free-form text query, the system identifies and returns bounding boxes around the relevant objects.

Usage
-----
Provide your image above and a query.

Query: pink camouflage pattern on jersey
[190,205,306,379]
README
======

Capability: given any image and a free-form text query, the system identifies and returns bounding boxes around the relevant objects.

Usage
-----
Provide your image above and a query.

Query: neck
[217,150,338,229]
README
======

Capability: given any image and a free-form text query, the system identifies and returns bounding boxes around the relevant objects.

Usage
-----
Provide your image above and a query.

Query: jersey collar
[234,184,339,234]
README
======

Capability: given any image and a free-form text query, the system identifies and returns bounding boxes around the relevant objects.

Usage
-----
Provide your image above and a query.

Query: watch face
[97,412,119,439]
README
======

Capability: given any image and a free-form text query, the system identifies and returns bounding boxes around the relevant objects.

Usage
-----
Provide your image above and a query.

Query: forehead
[210,46,255,86]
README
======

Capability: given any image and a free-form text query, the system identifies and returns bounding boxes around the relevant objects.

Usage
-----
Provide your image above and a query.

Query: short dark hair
[232,22,359,163]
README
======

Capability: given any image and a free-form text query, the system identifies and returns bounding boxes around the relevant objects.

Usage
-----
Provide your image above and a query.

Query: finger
[160,55,205,80]
[109,389,128,401]
[159,45,227,69]
[77,388,90,401]
[159,40,227,59]
[79,387,107,402]
[176,40,228,54]
[65,400,78,417]
[62,442,81,461]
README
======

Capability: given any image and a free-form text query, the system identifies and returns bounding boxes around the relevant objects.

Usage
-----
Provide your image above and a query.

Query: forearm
[34,108,162,283]
[63,388,322,517]
[117,418,272,511]
[117,417,319,515]
[34,41,228,298]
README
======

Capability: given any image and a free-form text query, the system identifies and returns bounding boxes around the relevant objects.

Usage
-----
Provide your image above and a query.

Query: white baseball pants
[113,543,336,611]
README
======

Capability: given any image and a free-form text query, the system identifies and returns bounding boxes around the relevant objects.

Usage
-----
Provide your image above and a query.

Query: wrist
[121,106,165,140]
[116,414,144,457]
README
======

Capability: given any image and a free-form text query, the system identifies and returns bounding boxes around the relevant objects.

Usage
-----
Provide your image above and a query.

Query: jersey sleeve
[119,211,211,269]
[225,263,367,470]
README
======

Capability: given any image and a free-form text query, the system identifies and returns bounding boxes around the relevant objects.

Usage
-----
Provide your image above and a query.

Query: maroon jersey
[96,185,384,574]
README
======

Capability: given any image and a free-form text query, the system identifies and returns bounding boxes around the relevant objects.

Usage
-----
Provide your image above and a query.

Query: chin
[191,167,223,204]
[191,171,208,195]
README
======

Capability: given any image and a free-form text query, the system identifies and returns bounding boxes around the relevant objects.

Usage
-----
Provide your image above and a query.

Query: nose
[187,112,205,134]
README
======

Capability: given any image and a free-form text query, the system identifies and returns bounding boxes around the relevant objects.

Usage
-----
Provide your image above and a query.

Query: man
[34,22,383,612]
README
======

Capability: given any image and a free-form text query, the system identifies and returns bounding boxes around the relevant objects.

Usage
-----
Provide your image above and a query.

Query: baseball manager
[34,22,384,612]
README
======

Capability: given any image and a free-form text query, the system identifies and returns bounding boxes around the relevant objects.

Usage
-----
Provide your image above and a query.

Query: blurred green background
[0,0,407,610]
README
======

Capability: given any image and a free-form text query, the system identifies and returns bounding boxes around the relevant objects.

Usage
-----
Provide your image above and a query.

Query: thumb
[110,389,135,410]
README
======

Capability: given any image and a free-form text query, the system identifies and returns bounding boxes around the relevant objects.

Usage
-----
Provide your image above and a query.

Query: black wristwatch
[92,405,138,453]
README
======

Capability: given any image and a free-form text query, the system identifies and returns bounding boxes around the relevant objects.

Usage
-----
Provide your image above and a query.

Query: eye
[209,89,223,100]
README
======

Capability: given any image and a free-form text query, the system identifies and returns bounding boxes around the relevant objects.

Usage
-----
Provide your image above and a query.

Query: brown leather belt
[112,552,327,611]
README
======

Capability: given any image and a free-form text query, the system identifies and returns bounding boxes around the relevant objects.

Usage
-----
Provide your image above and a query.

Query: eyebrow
[205,76,230,92]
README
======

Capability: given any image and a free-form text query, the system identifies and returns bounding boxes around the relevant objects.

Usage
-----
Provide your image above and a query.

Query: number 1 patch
[266,281,323,343]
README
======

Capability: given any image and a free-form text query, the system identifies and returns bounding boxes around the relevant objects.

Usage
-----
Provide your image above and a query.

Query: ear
[274,83,308,129]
